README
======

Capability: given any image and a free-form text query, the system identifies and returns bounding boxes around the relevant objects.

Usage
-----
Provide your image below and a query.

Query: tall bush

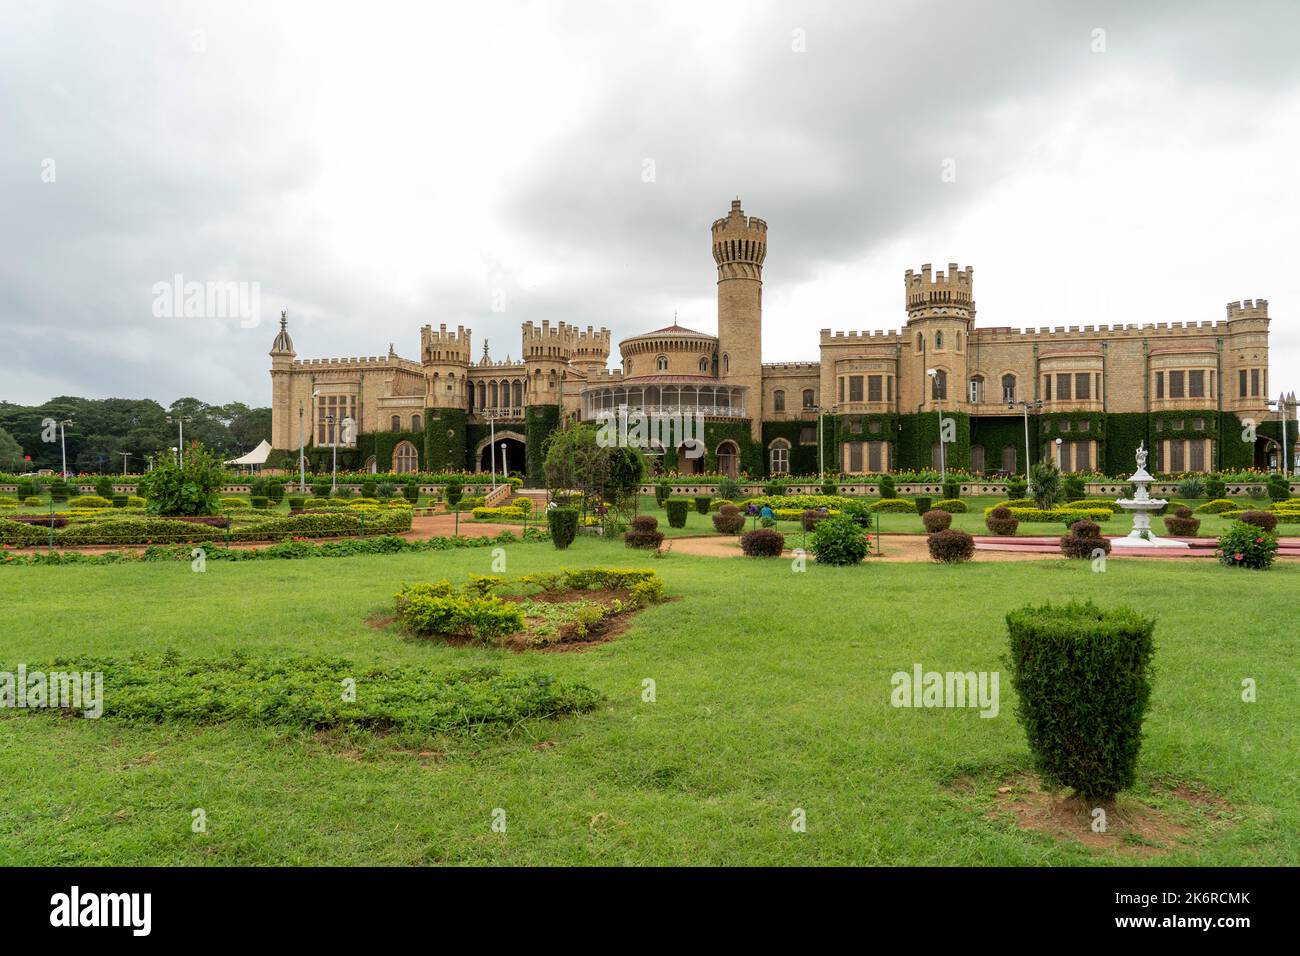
[1216,522,1278,570]
[135,443,224,516]
[1029,460,1061,510]
[1005,601,1156,801]
[809,514,869,566]
[665,499,689,528]
[877,475,896,499]
[547,507,578,549]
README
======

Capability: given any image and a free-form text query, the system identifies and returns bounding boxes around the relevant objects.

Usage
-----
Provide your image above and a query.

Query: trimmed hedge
[547,507,578,549]
[921,509,952,533]
[1194,499,1238,514]
[927,528,974,563]
[931,498,967,513]
[712,505,745,535]
[985,505,1019,536]
[693,496,711,515]
[740,528,785,557]
[665,499,690,529]
[624,515,664,550]
[1060,519,1112,559]
[1163,506,1200,536]
[869,498,917,514]
[1005,601,1156,801]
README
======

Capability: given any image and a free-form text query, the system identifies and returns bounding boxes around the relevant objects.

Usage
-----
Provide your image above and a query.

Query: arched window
[1001,445,1017,474]
[935,331,944,349]
[769,438,790,474]
[490,381,499,408]
[969,375,984,404]
[411,414,422,432]
[917,332,923,350]
[773,389,786,412]
[625,358,632,374]
[656,355,669,371]
[930,369,947,401]
[477,381,486,408]
[393,440,419,473]
[390,415,401,432]
[716,440,739,478]
[956,332,962,351]
[699,356,709,373]
[1001,374,1017,403]
[363,455,377,474]
[802,388,815,409]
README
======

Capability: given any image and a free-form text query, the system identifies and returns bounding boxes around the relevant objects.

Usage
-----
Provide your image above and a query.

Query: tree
[543,424,645,521]
[0,425,24,472]
[1030,459,1062,510]
[135,441,225,515]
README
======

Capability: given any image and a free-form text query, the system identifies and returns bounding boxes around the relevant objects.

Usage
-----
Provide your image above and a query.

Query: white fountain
[1111,443,1189,549]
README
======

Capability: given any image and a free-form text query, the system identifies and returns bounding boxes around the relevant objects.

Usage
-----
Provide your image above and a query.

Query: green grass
[0,536,1295,865]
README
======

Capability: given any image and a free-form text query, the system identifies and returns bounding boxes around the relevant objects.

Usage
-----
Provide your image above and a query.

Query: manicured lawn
[0,537,1295,865]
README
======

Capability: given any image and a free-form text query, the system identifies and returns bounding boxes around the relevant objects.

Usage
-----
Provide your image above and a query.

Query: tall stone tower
[522,320,579,406]
[571,326,612,379]
[420,323,472,409]
[269,310,297,450]
[904,263,974,411]
[712,199,766,439]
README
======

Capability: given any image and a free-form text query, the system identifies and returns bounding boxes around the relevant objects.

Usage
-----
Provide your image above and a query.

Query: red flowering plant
[1214,521,1279,570]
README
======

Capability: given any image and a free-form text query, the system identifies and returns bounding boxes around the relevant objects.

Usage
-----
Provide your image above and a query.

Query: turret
[904,264,974,409]
[522,320,579,405]
[420,323,472,408]
[712,198,766,437]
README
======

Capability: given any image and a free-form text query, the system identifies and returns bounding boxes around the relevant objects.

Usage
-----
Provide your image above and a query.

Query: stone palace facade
[269,199,1291,481]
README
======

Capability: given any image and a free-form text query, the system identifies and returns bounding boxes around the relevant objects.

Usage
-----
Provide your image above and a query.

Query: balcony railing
[585,403,747,420]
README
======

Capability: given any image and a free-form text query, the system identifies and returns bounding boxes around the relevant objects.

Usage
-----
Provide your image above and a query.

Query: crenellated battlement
[971,320,1231,343]
[293,355,421,372]
[905,262,974,314]
[420,323,472,364]
[820,329,901,344]
[712,198,767,272]
[762,362,822,372]
[522,319,580,360]
[1226,299,1268,320]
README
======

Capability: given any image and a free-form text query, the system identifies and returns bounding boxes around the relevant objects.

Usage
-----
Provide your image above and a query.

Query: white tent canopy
[226,439,272,467]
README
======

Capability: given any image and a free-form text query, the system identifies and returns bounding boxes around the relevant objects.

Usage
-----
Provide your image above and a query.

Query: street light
[1266,394,1294,477]
[500,442,508,483]
[1007,398,1044,491]
[165,415,192,463]
[114,450,131,475]
[306,391,319,494]
[57,419,74,477]
[487,411,498,490]
[927,369,945,484]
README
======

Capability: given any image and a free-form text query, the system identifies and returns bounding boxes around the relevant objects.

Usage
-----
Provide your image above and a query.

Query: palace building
[269,198,1292,481]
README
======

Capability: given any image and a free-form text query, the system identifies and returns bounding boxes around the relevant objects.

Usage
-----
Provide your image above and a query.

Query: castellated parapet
[712,199,768,280]
[905,263,974,314]
[421,323,472,364]
[522,320,580,360]
[1226,299,1268,321]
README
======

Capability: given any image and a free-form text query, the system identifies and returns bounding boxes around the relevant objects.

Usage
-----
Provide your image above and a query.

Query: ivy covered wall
[524,405,560,486]
[970,416,1035,476]
[898,411,970,471]
[424,408,467,473]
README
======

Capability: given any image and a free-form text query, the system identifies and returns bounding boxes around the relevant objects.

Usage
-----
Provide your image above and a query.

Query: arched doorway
[715,440,739,478]
[677,440,705,475]
[478,434,526,476]
[1255,435,1281,471]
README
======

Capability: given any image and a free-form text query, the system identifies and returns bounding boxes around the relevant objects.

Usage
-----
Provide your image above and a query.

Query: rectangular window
[868,375,882,402]
[799,425,816,445]
[838,377,844,403]
[849,376,864,402]
[1077,420,1090,432]
[1074,441,1091,472]
[1075,373,1090,400]
[848,442,863,473]
[1044,375,1052,401]
[1096,373,1102,402]
[1188,370,1204,398]
[1251,368,1260,396]
[1170,440,1185,472]
[1056,374,1072,401]
[1058,441,1071,472]
[887,376,894,402]
[1059,420,1071,433]
[867,442,883,473]
[1190,439,1205,472]
[1169,370,1184,399]
[970,445,985,473]
[1239,369,1248,397]
[1156,371,1164,399]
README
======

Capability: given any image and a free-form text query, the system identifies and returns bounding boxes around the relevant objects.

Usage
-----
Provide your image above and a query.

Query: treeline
[0,397,271,474]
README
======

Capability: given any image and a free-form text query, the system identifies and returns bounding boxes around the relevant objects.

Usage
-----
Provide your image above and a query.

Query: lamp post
[815,405,825,481]
[1007,398,1043,491]
[300,398,311,493]
[488,412,497,490]
[927,369,945,484]
[500,442,508,484]
[322,414,341,494]
[165,415,192,463]
[114,450,131,475]
[1266,394,1292,477]
[57,419,74,477]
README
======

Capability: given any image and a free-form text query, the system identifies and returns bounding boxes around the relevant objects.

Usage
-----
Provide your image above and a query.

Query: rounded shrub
[1266,473,1290,502]
[1204,477,1226,499]
[94,476,115,498]
[665,498,689,528]
[985,505,1018,536]
[111,494,128,508]
[1195,498,1237,514]
[68,495,112,509]
[712,504,746,535]
[1005,476,1027,499]
[913,496,932,515]
[547,507,578,550]
[942,478,960,500]
[927,528,974,563]
[312,482,331,498]
[266,480,286,504]
[23,496,41,507]
[800,508,824,532]
[740,527,785,556]
[1005,601,1156,801]
[624,515,664,550]
[921,509,951,533]
[1060,519,1111,559]
[1163,506,1200,536]
[1063,475,1086,502]
[869,498,916,514]
[877,475,896,499]
[693,496,711,515]
[764,479,788,497]
[287,496,306,510]
[1237,510,1278,532]
[49,479,70,502]
[654,477,673,507]
[249,495,270,509]
[809,514,869,566]
[931,498,967,513]
[361,480,378,498]
[1216,522,1278,570]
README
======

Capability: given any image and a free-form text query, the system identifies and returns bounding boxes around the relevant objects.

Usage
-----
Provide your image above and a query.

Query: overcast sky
[3,0,1298,408]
